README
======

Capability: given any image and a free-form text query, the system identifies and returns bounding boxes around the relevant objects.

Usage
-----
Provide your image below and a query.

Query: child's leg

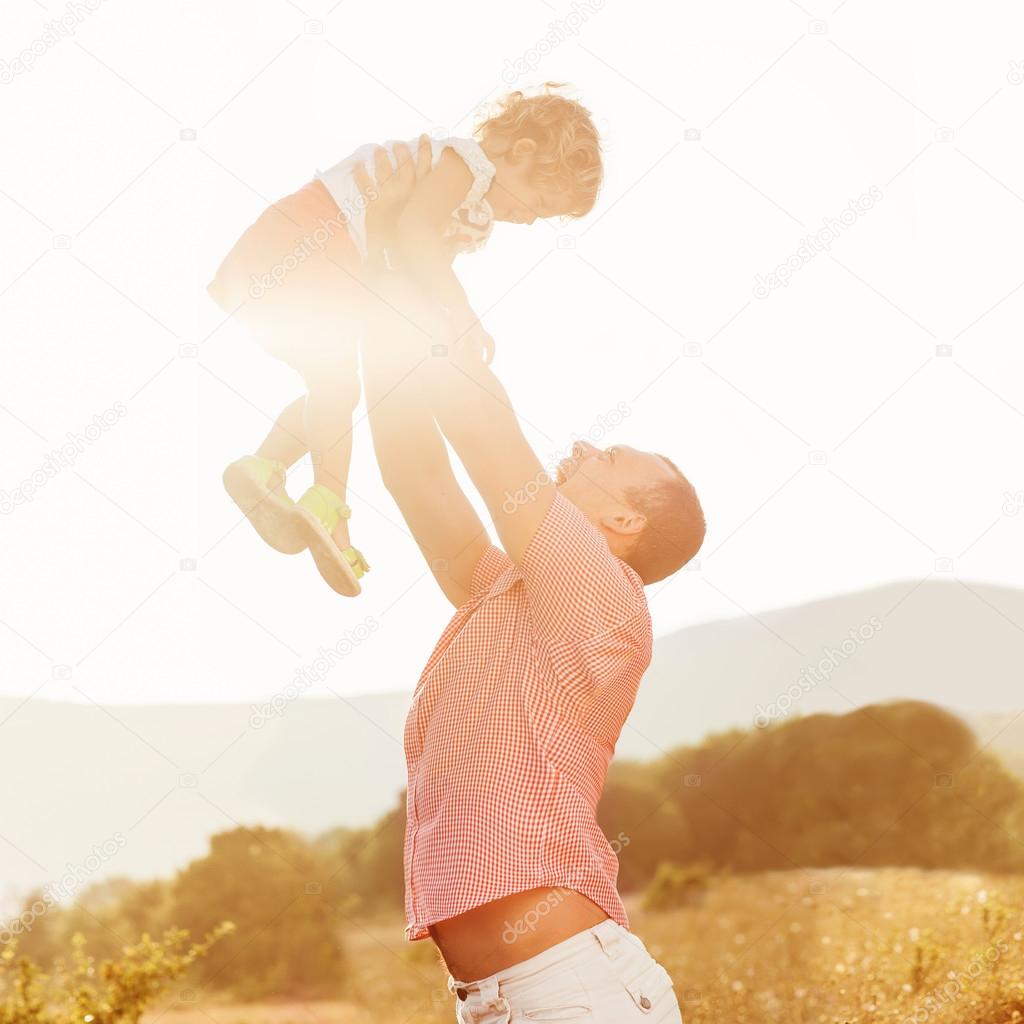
[254,396,308,481]
[302,367,360,551]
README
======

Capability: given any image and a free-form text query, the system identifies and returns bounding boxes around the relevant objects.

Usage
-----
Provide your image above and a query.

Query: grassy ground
[146,868,1024,1024]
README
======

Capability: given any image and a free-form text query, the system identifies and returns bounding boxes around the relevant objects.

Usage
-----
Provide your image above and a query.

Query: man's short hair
[622,458,705,584]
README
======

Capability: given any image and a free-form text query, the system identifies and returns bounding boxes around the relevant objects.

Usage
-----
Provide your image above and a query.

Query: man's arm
[392,148,476,318]
[430,340,556,567]
[361,134,431,274]
[372,275,554,565]
[357,143,494,608]
[370,273,647,646]
[359,306,493,609]
[358,142,493,362]
[356,152,640,633]
[358,153,549,564]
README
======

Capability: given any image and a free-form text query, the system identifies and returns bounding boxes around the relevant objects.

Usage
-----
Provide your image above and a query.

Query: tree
[170,827,343,998]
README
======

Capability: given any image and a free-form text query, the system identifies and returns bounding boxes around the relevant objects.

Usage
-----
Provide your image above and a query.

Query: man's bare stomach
[428,886,610,981]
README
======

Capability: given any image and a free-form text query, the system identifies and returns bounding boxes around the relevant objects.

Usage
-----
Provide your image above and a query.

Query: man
[357,145,704,1022]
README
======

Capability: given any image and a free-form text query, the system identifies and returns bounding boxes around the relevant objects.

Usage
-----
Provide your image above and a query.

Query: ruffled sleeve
[442,137,496,254]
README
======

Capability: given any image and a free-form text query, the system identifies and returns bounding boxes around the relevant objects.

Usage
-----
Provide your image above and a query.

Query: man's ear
[510,137,538,163]
[600,507,646,538]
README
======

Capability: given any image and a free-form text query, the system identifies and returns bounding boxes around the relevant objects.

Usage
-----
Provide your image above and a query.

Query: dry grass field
[145,868,1024,1024]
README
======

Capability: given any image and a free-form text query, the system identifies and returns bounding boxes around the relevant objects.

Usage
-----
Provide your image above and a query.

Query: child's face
[486,140,575,225]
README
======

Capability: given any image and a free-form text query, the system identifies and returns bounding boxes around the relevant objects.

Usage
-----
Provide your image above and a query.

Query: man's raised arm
[356,142,492,608]
[427,330,557,567]
[359,300,492,609]
[368,271,556,569]
[371,272,649,673]
[356,147,643,634]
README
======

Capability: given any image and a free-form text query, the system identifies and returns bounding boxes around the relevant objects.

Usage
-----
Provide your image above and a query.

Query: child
[208,86,603,596]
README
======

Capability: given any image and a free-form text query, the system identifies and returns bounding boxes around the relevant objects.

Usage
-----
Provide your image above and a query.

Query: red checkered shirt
[403,493,653,940]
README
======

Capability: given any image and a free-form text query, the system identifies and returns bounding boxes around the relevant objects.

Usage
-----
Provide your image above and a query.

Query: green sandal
[296,484,370,597]
[223,455,307,554]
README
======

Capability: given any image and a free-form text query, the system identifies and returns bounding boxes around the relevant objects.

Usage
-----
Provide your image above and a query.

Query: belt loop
[448,975,471,1002]
[477,975,500,1005]
[592,919,626,960]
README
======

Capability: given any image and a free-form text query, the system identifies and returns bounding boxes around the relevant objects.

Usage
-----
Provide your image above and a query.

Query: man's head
[555,442,705,584]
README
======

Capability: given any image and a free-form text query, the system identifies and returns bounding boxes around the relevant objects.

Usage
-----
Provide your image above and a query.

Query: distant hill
[619,578,1023,761]
[2,579,1021,916]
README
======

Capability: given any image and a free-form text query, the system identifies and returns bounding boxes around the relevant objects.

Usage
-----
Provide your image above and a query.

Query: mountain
[2,579,1020,917]
[618,578,1024,760]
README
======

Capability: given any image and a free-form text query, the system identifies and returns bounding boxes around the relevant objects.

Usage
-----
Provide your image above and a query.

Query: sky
[1,0,1023,709]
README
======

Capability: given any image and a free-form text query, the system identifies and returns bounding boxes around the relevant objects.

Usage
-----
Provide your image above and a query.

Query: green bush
[0,923,233,1024]
[171,827,343,999]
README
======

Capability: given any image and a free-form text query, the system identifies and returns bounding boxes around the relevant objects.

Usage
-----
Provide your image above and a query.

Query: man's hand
[354,136,431,270]
[353,139,496,365]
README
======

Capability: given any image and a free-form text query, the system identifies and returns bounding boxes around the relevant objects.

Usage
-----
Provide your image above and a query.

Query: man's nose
[573,441,598,460]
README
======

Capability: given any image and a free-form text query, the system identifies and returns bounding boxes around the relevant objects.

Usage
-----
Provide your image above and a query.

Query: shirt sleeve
[518,495,652,700]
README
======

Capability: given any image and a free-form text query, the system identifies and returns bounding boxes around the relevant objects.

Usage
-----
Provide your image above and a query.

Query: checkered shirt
[403,493,653,940]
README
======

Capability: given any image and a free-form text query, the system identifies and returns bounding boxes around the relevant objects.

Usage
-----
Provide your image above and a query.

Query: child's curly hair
[476,84,603,218]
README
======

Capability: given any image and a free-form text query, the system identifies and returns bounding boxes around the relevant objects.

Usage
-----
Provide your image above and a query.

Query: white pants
[447,918,682,1022]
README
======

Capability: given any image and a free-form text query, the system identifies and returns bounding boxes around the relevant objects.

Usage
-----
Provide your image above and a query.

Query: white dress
[316,136,496,261]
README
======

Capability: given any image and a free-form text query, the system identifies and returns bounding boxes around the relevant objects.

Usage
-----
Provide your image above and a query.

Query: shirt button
[639,995,652,1010]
